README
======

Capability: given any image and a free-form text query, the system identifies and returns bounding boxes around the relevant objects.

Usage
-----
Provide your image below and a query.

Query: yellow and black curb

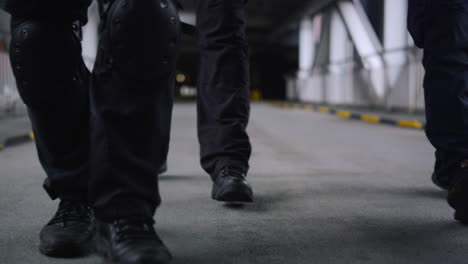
[266,101,425,130]
[0,132,35,152]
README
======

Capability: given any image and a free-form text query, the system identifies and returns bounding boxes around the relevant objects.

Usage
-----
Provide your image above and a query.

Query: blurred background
[0,0,423,120]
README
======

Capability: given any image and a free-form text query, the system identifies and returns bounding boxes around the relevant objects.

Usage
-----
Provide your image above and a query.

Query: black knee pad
[103,0,181,80]
[10,18,84,108]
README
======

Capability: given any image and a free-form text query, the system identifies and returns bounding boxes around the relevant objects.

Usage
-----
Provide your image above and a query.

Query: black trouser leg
[89,0,180,221]
[408,0,468,184]
[9,10,91,201]
[195,0,252,179]
[423,49,468,182]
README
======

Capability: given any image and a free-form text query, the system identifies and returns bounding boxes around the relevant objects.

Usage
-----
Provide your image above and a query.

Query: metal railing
[288,49,426,113]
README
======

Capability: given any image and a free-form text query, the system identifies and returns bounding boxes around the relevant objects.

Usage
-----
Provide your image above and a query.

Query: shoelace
[48,200,91,227]
[220,167,246,179]
[113,218,159,243]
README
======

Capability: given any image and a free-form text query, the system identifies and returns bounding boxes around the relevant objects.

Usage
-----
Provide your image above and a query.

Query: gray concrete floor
[1,102,467,264]
[0,115,30,144]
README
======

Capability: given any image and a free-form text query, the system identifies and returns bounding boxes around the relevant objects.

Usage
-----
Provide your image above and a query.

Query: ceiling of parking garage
[178,0,335,45]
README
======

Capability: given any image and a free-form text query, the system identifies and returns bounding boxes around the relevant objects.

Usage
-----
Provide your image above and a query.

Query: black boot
[39,199,94,257]
[212,167,254,202]
[447,160,468,224]
[95,218,172,264]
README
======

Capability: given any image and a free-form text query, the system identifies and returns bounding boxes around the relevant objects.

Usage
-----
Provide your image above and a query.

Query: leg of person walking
[5,0,94,257]
[408,0,468,222]
[90,0,180,263]
[195,0,254,203]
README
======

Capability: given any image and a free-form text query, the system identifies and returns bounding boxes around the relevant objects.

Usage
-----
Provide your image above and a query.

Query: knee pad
[10,18,84,108]
[104,0,181,80]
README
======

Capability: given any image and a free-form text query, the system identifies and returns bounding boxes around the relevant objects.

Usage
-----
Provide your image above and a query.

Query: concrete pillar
[383,0,408,66]
[383,0,411,109]
[298,16,315,79]
[327,9,354,104]
[328,10,350,73]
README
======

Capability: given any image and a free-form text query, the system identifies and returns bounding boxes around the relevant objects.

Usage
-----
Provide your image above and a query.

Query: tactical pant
[408,0,468,185]
[194,0,252,179]
[6,0,180,221]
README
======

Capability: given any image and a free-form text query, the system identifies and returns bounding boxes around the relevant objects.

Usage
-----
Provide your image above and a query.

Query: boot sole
[212,182,254,203]
[39,238,94,258]
[95,233,172,264]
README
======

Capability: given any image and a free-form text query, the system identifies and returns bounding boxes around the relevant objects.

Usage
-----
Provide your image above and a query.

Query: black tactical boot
[95,218,172,264]
[447,160,468,224]
[212,167,254,202]
[39,199,94,257]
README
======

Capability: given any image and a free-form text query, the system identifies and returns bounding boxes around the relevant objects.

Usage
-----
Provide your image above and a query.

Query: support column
[328,10,350,74]
[327,8,354,104]
[383,0,410,110]
[296,13,329,102]
[383,0,408,66]
[298,16,315,79]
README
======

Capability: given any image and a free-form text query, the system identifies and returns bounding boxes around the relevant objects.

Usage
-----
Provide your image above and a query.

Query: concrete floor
[1,102,467,264]
[0,115,30,144]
